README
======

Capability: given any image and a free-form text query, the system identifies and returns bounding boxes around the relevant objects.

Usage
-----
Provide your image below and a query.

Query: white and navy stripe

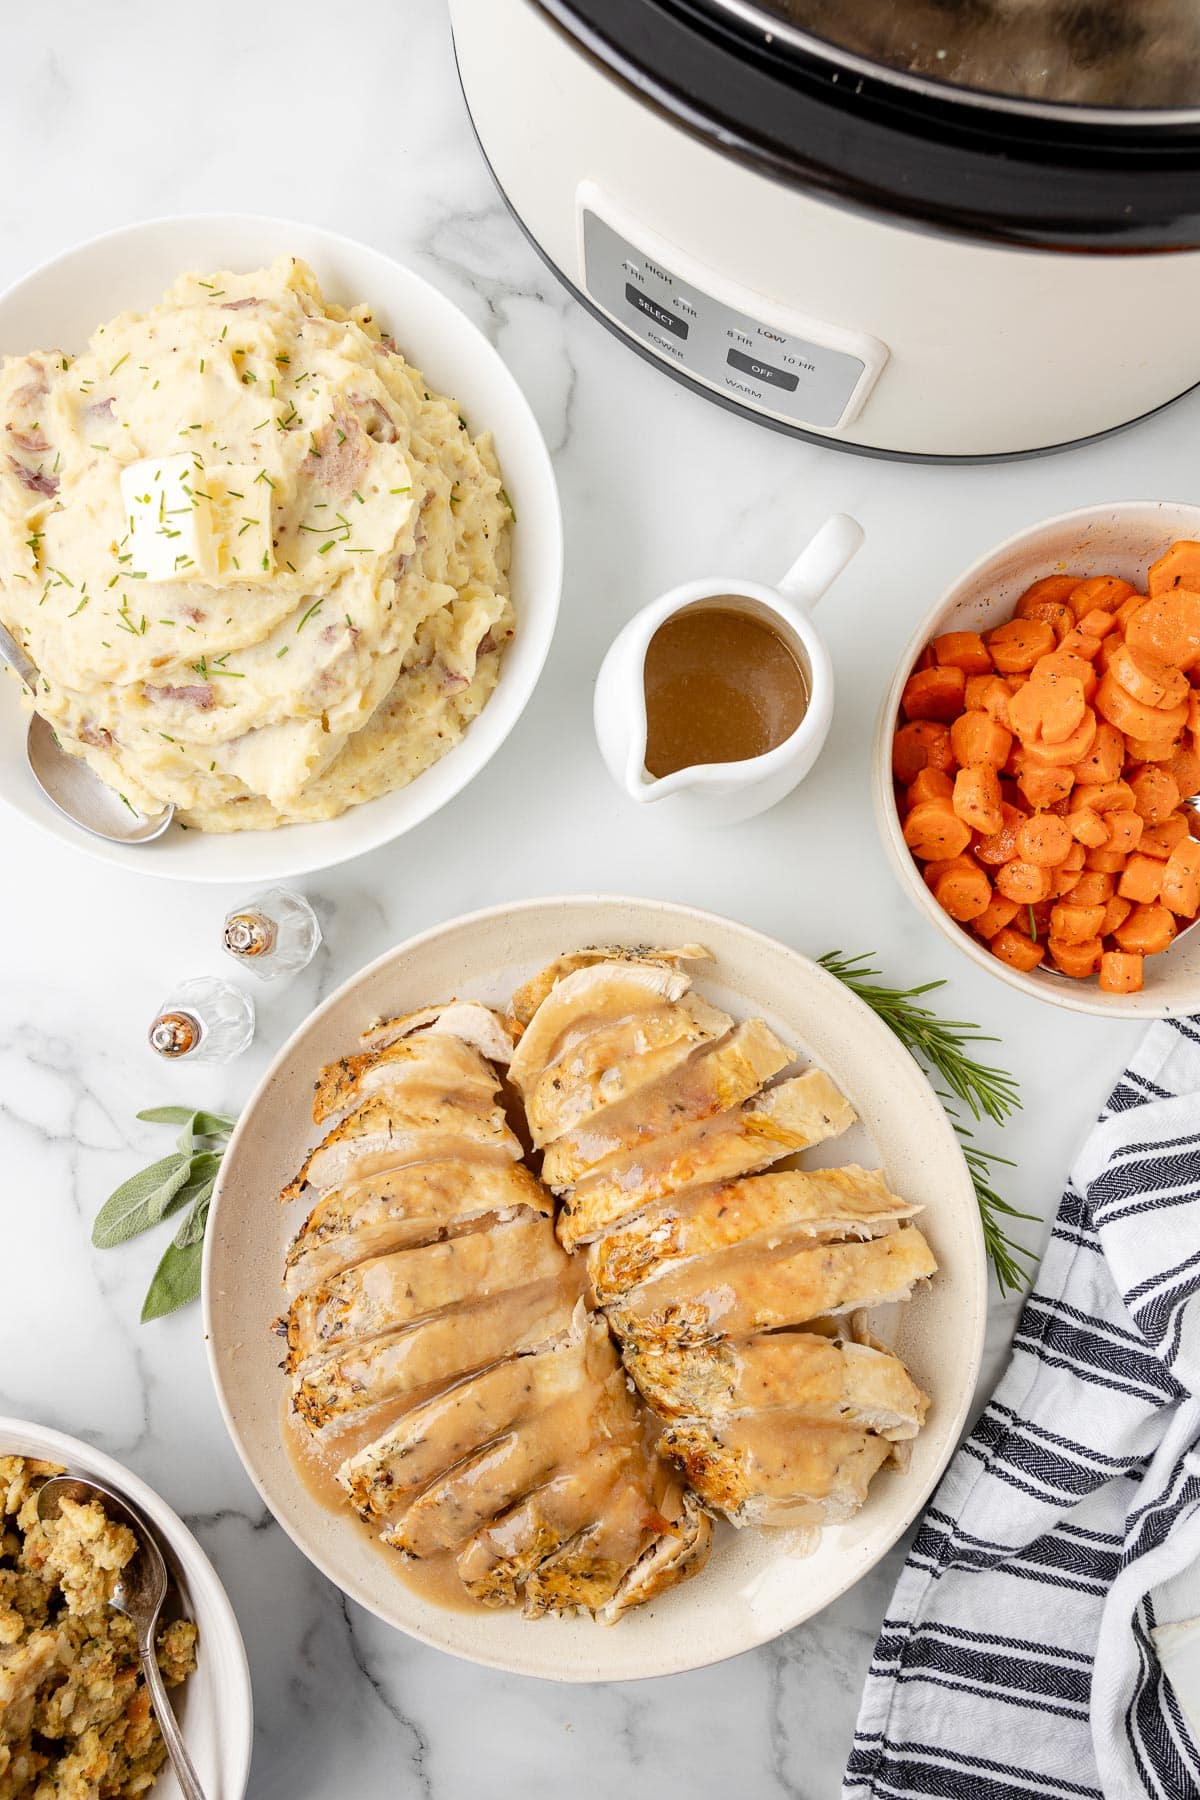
[847,1018,1200,1800]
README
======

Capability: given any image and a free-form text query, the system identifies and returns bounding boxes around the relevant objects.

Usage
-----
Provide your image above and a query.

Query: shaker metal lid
[531,0,1200,249]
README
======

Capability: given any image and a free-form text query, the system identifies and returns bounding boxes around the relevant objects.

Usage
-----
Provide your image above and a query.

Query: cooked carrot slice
[1027,710,1100,769]
[1073,778,1135,814]
[933,630,992,675]
[950,709,1012,770]
[1072,721,1125,786]
[991,927,1045,972]
[1071,870,1116,905]
[1077,607,1120,640]
[1167,741,1200,796]
[1071,576,1135,616]
[1118,854,1164,905]
[1060,629,1103,663]
[964,673,992,711]
[1018,575,1081,612]
[1017,761,1075,809]
[902,665,967,723]
[953,766,1003,836]
[1095,674,1188,744]
[903,800,972,861]
[1031,650,1098,703]
[1148,541,1200,595]
[996,860,1054,904]
[1049,900,1106,944]
[1016,812,1071,867]
[932,859,993,922]
[1115,593,1148,633]
[1104,809,1144,856]
[1114,902,1177,955]
[972,895,1021,939]
[974,802,1028,866]
[977,677,1013,731]
[1066,807,1109,848]
[1139,812,1191,860]
[1127,765,1180,823]
[907,767,955,808]
[1160,837,1200,918]
[1099,950,1143,994]
[1015,598,1073,642]
[1108,642,1189,710]
[1125,591,1200,673]
[1102,894,1133,936]
[893,720,956,784]
[1085,846,1128,874]
[1048,936,1103,979]
[986,618,1057,674]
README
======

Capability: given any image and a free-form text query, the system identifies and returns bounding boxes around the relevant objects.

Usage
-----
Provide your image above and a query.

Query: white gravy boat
[594,513,864,826]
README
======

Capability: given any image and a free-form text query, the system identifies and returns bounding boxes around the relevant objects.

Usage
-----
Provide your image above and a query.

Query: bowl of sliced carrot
[874,500,1200,1016]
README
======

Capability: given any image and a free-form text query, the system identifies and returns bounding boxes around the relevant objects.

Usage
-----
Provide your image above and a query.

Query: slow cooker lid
[535,0,1200,249]
[702,0,1200,113]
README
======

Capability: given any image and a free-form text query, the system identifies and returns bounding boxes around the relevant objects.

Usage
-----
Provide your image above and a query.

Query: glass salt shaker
[222,887,321,983]
[149,978,255,1064]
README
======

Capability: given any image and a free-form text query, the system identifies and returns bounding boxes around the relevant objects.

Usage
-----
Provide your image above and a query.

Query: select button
[625,283,689,339]
[726,348,799,392]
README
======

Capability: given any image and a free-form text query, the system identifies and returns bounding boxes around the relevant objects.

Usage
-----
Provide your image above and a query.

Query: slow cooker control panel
[580,201,886,433]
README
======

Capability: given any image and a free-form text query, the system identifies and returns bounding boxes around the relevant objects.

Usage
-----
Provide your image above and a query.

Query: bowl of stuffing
[0,1417,252,1799]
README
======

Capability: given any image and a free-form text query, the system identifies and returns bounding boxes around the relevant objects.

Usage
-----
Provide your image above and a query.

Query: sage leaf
[92,1153,192,1249]
[172,1178,215,1249]
[141,1236,203,1323]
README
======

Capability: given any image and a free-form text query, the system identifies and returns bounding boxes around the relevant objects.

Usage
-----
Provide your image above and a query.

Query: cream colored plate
[204,895,986,1681]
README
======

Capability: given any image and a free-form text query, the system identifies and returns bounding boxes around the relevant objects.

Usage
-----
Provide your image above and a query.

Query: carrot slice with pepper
[1139,812,1191,860]
[932,857,992,922]
[974,802,1027,866]
[902,666,967,723]
[986,618,1057,674]
[1108,642,1189,710]
[1118,854,1164,904]
[991,927,1045,972]
[1160,838,1200,918]
[1101,894,1133,936]
[1114,902,1177,955]
[950,710,1012,770]
[892,720,955,784]
[952,765,1003,836]
[903,800,972,860]
[972,895,1020,939]
[1048,936,1103,979]
[1016,812,1072,867]
[1072,870,1116,905]
[1099,950,1143,994]
[996,860,1054,903]
[933,630,992,674]
[1125,591,1200,672]
[1049,900,1106,943]
[1066,807,1109,848]
[907,767,955,808]
[1096,673,1188,743]
[1127,765,1180,823]
[1070,575,1134,616]
[1148,541,1200,595]
[1017,761,1075,809]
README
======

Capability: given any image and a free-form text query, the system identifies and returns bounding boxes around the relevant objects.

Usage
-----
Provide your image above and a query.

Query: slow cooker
[448,0,1200,460]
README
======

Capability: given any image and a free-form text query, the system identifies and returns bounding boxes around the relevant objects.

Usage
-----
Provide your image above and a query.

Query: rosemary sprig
[92,1107,235,1321]
[818,951,1036,1295]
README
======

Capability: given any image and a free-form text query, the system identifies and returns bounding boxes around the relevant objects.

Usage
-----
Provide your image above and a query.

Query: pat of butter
[207,467,275,583]
[120,454,217,582]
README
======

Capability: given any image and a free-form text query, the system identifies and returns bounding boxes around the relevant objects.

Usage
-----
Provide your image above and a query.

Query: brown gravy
[642,604,809,778]
[280,1398,487,1616]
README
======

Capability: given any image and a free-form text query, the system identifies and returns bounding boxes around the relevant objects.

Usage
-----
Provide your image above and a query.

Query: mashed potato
[0,257,514,830]
[0,1457,197,1798]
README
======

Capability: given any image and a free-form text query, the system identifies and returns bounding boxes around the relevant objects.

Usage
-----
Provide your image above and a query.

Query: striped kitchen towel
[845,1016,1200,1800]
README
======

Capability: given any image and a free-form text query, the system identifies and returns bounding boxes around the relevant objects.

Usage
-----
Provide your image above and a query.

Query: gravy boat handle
[777,514,864,611]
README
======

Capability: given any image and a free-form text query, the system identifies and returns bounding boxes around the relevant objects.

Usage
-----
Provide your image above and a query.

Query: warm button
[624,283,689,340]
[725,349,799,393]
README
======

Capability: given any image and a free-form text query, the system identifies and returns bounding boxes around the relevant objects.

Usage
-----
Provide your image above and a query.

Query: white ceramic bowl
[0,214,562,882]
[204,894,986,1682]
[0,1416,252,1799]
[874,500,1200,1018]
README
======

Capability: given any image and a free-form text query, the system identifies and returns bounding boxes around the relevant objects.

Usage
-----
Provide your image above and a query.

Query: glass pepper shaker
[222,887,321,983]
[149,978,255,1064]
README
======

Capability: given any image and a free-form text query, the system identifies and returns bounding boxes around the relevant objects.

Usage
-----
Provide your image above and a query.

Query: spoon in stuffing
[37,1474,206,1800]
[0,622,174,843]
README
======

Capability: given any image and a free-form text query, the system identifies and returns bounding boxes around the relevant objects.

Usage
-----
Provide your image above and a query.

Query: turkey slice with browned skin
[358,1001,515,1065]
[606,1226,937,1349]
[311,1030,502,1126]
[455,1446,643,1607]
[588,1166,918,1305]
[383,1357,639,1556]
[662,1413,895,1528]
[340,1318,601,1522]
[508,961,696,1099]
[285,1213,564,1372]
[284,1158,550,1296]
[521,1465,674,1618]
[597,1483,713,1624]
[526,993,734,1148]
[624,1331,928,1438]
[509,946,710,1030]
[279,1094,518,1204]
[292,1270,582,1439]
[558,1069,857,1251]
[540,1018,794,1191]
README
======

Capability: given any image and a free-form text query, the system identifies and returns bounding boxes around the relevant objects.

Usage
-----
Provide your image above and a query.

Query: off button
[726,348,799,392]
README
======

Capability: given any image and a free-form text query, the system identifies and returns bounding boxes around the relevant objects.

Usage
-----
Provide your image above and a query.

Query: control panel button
[625,283,689,340]
[726,348,799,392]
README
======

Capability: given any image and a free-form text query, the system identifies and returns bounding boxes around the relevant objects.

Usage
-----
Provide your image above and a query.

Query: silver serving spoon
[1042,792,1200,975]
[38,1474,206,1800]
[0,622,174,843]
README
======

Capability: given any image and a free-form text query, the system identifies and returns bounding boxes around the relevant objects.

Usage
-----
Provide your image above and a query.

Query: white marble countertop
[3,3,1197,1794]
